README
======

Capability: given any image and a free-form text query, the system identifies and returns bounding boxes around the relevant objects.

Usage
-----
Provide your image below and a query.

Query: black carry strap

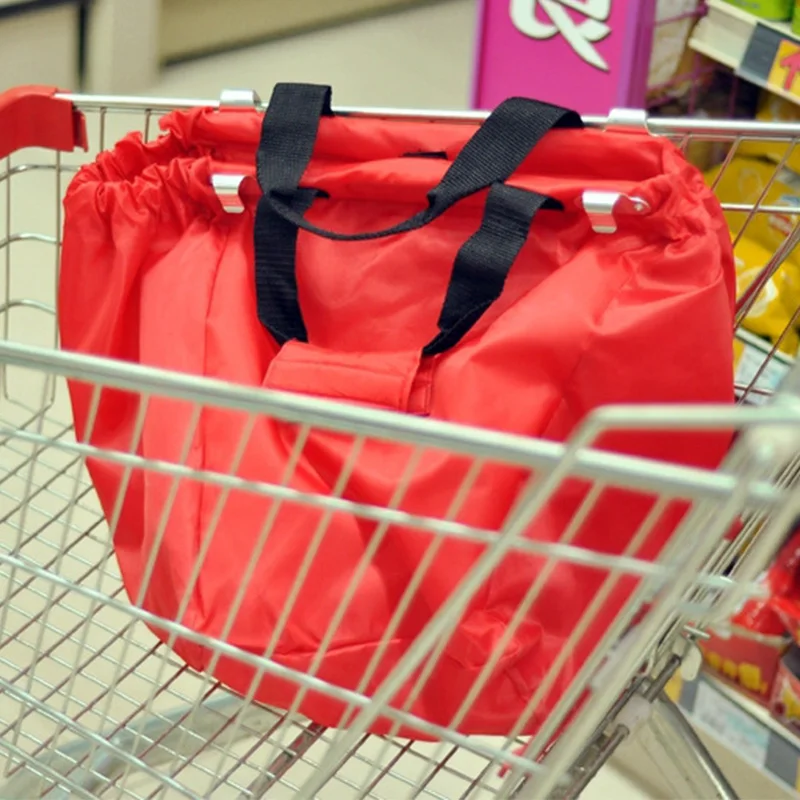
[424,183,558,356]
[254,84,333,344]
[254,83,582,350]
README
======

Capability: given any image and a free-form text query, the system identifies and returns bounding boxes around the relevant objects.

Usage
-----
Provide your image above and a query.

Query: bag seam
[193,220,231,649]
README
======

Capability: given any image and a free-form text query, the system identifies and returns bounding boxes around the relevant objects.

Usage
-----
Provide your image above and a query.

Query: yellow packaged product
[737,92,800,175]
[705,156,800,262]
[732,234,800,355]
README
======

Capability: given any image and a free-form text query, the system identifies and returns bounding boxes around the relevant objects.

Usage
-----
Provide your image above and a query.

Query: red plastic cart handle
[0,86,87,161]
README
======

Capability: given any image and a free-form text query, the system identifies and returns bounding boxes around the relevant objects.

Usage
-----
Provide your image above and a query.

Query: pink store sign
[472,1,656,115]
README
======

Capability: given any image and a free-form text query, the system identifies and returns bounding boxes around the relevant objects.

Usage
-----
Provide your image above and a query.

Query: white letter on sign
[509,0,612,72]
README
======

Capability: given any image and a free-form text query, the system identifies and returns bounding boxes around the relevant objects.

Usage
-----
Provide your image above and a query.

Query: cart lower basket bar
[0,87,799,800]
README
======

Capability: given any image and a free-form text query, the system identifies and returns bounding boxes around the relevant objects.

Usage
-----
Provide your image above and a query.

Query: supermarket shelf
[670,670,800,796]
[689,0,753,70]
[689,0,800,108]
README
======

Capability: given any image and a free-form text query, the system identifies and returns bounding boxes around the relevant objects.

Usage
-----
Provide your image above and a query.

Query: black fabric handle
[255,181,559,351]
[257,92,581,242]
[425,184,559,356]
[254,84,332,343]
[254,83,580,350]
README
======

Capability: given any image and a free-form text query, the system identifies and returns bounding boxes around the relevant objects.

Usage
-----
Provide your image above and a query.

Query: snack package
[764,521,800,644]
[705,158,800,354]
[702,571,787,703]
[702,523,800,703]
[702,627,788,703]
[769,522,800,598]
[705,157,800,254]
[737,92,800,175]
[771,646,800,731]
[732,235,800,355]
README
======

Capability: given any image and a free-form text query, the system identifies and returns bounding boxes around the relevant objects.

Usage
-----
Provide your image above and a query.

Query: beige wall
[160,0,444,62]
[84,0,445,95]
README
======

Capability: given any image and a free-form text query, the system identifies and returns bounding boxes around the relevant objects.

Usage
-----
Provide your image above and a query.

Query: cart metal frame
[0,89,799,799]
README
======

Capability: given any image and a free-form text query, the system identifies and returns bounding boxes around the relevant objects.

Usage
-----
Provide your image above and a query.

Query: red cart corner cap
[0,85,88,161]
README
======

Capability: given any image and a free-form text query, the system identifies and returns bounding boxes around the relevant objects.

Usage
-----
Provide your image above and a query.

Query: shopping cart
[0,87,799,800]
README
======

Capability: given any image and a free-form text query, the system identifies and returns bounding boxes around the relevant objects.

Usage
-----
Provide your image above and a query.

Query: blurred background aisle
[149,0,476,108]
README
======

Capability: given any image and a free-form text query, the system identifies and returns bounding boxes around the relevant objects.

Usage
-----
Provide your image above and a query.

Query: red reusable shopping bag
[57,83,736,737]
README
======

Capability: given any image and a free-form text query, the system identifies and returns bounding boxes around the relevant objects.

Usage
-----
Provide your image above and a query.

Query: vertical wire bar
[1,153,11,397]
[489,427,757,796]
[230,436,399,790]
[143,418,310,794]
[263,434,365,657]
[49,150,62,403]
[448,483,613,721]
[23,385,103,717]
[143,110,154,144]
[342,458,485,726]
[126,681,222,799]
[209,714,303,795]
[731,145,794,251]
[709,136,742,194]
[112,412,261,796]
[46,394,150,774]
[292,438,590,800]
[80,403,203,792]
[348,459,486,796]
[129,422,313,795]
[461,497,674,800]
[22,638,158,786]
[132,403,203,608]
[347,739,414,800]
[240,723,343,800]
[385,483,611,800]
[701,466,800,623]
[3,605,135,765]
[739,297,800,405]
[1,373,62,761]
[735,221,800,327]
[411,488,668,800]
[99,107,107,154]
[495,446,756,797]
[412,744,460,800]
[509,464,770,799]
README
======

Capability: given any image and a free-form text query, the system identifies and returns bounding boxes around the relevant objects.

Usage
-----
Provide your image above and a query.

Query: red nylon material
[58,106,736,738]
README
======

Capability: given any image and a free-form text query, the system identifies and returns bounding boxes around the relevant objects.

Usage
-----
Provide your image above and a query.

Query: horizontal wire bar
[0,423,759,588]
[0,340,788,507]
[0,680,198,800]
[0,548,544,776]
[52,93,800,139]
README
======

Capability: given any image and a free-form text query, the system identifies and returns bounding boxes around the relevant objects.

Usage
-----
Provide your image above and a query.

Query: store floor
[139,2,659,798]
